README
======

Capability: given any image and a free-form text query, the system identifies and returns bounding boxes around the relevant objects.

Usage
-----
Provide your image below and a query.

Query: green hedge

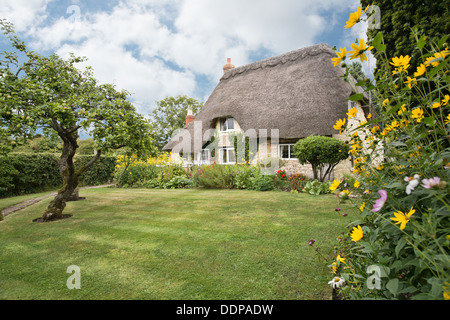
[0,153,116,198]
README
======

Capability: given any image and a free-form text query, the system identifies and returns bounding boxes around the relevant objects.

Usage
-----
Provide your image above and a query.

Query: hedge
[0,153,116,198]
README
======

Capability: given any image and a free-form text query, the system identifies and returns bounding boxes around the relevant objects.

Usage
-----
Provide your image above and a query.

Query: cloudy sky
[0,0,373,115]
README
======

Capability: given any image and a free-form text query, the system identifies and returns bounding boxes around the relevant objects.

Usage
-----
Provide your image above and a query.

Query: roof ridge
[221,43,334,81]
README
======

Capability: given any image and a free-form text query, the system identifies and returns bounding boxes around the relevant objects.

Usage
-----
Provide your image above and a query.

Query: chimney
[223,58,235,73]
[185,107,195,126]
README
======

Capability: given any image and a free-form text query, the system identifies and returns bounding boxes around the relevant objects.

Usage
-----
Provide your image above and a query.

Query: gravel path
[1,185,114,218]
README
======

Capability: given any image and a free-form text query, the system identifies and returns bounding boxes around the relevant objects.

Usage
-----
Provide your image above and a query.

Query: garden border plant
[327,4,449,300]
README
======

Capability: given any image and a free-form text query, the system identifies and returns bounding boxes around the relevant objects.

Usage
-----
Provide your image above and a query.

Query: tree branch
[75,149,102,178]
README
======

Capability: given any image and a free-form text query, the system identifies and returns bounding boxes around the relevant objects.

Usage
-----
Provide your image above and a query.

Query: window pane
[201,150,209,161]
[280,145,289,159]
[289,145,295,159]
[220,118,226,131]
[228,148,235,163]
[227,118,235,131]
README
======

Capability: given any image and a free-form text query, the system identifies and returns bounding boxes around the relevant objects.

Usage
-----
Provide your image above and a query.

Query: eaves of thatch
[163,43,368,152]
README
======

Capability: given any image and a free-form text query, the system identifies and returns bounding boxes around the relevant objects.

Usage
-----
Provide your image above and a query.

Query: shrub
[288,173,309,191]
[234,165,260,189]
[303,179,331,195]
[0,153,116,198]
[194,163,236,189]
[249,172,274,191]
[293,136,349,182]
[274,169,290,190]
[163,176,194,189]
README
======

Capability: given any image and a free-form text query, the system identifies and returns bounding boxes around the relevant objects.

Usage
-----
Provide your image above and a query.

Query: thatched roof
[163,43,367,152]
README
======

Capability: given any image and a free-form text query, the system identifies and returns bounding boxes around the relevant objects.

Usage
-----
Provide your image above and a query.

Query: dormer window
[220,117,235,132]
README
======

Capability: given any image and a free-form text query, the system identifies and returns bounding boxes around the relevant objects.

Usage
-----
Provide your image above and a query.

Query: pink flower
[372,190,387,212]
[422,177,440,189]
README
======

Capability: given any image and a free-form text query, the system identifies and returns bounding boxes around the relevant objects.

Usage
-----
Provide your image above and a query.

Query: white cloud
[1,0,360,113]
[0,0,51,31]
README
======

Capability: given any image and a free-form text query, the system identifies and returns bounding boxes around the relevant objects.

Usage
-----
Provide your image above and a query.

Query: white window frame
[219,147,236,164]
[199,149,211,164]
[220,117,236,132]
[279,144,297,160]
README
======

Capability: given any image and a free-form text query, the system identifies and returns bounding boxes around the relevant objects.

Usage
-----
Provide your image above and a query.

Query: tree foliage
[0,20,154,221]
[361,0,450,73]
[293,136,349,182]
[151,95,203,150]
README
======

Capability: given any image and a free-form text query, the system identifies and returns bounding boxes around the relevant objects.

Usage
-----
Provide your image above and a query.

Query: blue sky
[0,0,373,116]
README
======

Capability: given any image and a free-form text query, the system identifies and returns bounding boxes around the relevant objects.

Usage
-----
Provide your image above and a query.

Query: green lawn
[0,188,358,300]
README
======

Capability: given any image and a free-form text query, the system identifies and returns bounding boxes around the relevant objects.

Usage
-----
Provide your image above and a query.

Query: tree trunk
[116,160,130,187]
[42,131,79,222]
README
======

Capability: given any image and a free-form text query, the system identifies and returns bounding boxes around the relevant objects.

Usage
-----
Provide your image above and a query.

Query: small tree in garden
[0,20,154,221]
[293,136,349,182]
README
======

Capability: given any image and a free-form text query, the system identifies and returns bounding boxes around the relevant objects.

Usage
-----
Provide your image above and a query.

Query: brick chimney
[185,107,195,126]
[223,58,235,73]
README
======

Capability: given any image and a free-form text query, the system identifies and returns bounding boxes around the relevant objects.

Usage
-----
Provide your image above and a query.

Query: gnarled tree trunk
[41,122,101,222]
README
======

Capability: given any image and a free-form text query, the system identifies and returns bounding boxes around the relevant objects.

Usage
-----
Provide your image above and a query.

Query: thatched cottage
[163,43,370,179]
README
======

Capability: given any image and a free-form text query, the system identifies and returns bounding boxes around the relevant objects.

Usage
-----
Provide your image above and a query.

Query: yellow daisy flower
[347,107,358,118]
[345,5,369,29]
[414,63,426,77]
[349,39,374,63]
[391,207,415,230]
[351,225,364,242]
[331,47,347,67]
[411,108,424,123]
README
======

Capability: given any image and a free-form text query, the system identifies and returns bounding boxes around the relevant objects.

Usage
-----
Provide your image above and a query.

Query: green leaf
[349,93,364,101]
[423,117,435,126]
[438,34,449,48]
[372,32,383,50]
[395,237,407,258]
[386,278,400,296]
[417,35,427,50]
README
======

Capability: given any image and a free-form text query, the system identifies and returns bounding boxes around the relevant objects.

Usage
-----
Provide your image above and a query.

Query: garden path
[1,184,113,218]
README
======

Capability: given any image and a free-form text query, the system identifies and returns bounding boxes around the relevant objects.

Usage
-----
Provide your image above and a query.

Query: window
[279,144,296,160]
[220,117,235,132]
[200,149,210,162]
[219,147,236,164]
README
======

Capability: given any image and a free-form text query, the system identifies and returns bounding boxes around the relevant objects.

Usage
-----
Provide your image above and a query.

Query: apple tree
[0,20,155,221]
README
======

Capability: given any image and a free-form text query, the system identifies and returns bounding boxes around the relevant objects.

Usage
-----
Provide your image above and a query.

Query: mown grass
[0,188,358,300]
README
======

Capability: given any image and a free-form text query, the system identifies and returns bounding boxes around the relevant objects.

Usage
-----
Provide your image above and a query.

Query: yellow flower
[336,255,346,264]
[445,114,450,125]
[347,107,358,119]
[411,108,424,123]
[329,179,341,193]
[414,63,426,77]
[371,126,380,134]
[333,118,346,133]
[444,282,450,300]
[351,225,363,242]
[349,39,373,63]
[404,76,416,89]
[360,202,366,212]
[398,104,407,115]
[390,55,411,74]
[442,94,450,106]
[331,47,347,67]
[425,51,447,68]
[345,4,368,29]
[382,99,389,107]
[391,207,415,230]
[350,144,362,155]
[354,180,360,189]
[387,120,399,131]
[431,102,441,109]
[367,113,372,119]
